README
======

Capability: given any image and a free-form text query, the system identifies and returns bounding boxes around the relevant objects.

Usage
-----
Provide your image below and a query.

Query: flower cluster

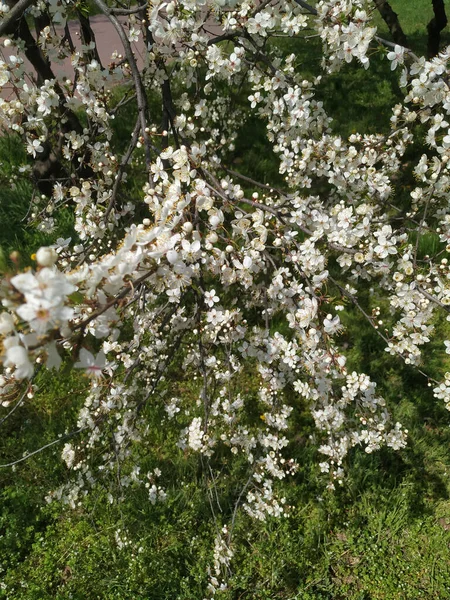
[317,0,376,72]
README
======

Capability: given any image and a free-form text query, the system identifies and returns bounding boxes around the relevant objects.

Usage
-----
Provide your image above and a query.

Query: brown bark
[77,10,103,68]
[427,0,448,57]
[373,0,408,47]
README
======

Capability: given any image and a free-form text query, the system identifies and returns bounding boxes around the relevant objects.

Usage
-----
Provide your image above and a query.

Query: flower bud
[36,246,58,267]
[0,312,14,335]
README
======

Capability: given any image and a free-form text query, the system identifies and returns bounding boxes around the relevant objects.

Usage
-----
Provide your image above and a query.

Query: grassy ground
[373,0,450,55]
[2,319,450,599]
[2,2,450,599]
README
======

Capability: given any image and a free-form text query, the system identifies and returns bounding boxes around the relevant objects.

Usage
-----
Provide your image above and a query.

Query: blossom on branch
[74,348,112,379]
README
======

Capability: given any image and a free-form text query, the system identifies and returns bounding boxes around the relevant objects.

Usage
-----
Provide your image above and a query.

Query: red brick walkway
[1,14,147,98]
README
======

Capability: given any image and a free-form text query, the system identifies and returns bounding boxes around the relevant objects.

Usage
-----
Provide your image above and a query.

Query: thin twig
[416,285,450,314]
[0,376,35,427]
[91,0,153,168]
[110,4,148,16]
[0,426,86,468]
[103,117,141,221]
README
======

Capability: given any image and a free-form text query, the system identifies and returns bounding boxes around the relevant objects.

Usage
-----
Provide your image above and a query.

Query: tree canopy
[1,0,450,595]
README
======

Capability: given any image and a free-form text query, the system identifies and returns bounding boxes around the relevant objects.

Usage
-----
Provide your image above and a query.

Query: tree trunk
[78,11,104,68]
[373,0,408,47]
[427,0,448,57]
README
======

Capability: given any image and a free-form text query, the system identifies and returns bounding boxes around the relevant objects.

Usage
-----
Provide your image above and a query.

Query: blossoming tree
[0,0,449,593]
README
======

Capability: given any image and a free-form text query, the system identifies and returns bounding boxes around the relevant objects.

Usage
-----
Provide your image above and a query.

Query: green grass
[373,0,450,55]
[0,135,75,272]
[389,0,442,36]
[2,312,450,599]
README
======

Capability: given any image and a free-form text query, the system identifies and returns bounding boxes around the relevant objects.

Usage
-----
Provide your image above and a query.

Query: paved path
[1,14,148,98]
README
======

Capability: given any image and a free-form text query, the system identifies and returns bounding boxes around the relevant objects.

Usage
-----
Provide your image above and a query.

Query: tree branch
[293,0,318,15]
[0,0,35,37]
[0,426,86,468]
[91,0,153,168]
[103,117,141,221]
[78,10,103,68]
[110,3,148,16]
